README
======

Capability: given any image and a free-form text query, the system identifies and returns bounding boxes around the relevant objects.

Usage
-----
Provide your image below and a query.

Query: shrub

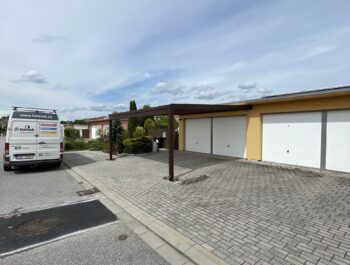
[134,126,145,138]
[88,137,108,151]
[64,139,89,151]
[154,115,178,129]
[122,136,152,154]
[140,105,152,127]
[144,118,156,129]
[127,100,140,138]
[64,127,80,140]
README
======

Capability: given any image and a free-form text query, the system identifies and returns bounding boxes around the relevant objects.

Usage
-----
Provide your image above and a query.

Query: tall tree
[154,115,178,129]
[140,104,152,127]
[127,100,139,138]
[73,119,87,125]
[111,119,124,153]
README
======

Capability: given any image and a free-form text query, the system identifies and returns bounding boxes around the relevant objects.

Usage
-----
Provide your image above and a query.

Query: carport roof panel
[109,104,252,119]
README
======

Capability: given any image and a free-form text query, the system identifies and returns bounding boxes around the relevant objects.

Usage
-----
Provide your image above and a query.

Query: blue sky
[1,0,350,119]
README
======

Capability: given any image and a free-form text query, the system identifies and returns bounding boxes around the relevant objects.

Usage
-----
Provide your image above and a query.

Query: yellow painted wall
[178,119,185,151]
[179,94,350,159]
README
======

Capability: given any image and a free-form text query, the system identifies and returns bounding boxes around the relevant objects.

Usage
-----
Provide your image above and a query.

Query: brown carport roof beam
[109,103,252,181]
[109,103,252,119]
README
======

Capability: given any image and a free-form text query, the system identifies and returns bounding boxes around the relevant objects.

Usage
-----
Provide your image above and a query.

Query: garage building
[178,85,350,173]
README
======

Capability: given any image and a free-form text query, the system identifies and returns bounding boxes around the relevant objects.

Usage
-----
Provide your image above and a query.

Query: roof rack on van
[12,106,57,113]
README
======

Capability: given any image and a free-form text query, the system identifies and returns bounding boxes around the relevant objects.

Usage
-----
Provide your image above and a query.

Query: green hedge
[64,138,108,152]
[64,139,89,151]
[64,127,80,140]
[88,138,108,151]
[122,136,152,154]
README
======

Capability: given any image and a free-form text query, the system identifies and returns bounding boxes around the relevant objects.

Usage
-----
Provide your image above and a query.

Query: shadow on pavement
[63,152,99,166]
[138,150,236,171]
[13,164,65,174]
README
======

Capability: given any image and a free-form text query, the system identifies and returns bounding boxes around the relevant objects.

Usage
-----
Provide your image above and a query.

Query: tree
[73,119,87,125]
[127,100,139,138]
[154,115,178,129]
[134,126,145,138]
[144,118,156,129]
[140,104,152,127]
[64,127,80,140]
[111,119,124,153]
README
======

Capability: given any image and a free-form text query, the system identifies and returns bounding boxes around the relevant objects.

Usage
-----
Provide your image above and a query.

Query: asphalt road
[0,136,168,265]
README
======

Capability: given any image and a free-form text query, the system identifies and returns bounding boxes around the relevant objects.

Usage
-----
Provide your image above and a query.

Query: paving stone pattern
[65,151,350,265]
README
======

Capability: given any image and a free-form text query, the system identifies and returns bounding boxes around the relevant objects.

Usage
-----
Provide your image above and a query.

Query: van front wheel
[3,164,11,172]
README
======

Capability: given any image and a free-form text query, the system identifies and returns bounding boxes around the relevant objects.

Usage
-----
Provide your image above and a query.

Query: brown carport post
[109,118,113,161]
[108,103,252,182]
[168,106,174,181]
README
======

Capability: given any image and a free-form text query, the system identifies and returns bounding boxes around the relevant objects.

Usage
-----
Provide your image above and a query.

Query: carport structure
[109,104,251,181]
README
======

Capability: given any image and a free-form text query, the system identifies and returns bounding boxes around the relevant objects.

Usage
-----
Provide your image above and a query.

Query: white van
[3,107,64,171]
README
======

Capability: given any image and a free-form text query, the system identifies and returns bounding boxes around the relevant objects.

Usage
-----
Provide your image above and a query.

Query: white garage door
[185,118,211,153]
[262,112,322,168]
[213,116,247,158]
[326,110,350,173]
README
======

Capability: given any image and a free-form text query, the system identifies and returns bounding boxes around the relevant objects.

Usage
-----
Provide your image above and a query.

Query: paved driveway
[0,137,168,265]
[65,150,350,265]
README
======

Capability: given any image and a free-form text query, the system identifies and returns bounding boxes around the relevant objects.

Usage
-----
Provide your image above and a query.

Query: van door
[9,118,38,162]
[37,119,60,160]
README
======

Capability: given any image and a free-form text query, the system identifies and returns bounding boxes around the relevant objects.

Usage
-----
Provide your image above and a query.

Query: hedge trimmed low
[64,138,108,152]
[64,139,89,151]
[122,136,152,154]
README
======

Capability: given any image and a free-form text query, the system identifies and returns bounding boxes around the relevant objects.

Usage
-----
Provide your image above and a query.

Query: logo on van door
[14,125,35,132]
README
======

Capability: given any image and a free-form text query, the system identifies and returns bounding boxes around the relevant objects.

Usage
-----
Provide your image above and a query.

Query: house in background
[86,116,128,139]
[63,123,89,138]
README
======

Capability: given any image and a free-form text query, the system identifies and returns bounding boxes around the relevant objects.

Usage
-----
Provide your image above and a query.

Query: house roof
[87,116,127,123]
[234,84,350,105]
[86,116,108,122]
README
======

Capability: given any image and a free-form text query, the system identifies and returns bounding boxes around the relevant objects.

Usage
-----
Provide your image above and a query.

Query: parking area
[65,150,350,265]
[0,137,168,265]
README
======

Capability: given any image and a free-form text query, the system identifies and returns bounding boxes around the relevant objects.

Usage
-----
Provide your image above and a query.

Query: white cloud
[292,45,338,63]
[306,45,337,58]
[32,33,65,44]
[238,81,257,91]
[257,87,271,94]
[60,103,127,113]
[191,85,227,100]
[143,72,153,78]
[217,62,247,75]
[52,83,68,91]
[11,70,47,84]
[151,82,184,95]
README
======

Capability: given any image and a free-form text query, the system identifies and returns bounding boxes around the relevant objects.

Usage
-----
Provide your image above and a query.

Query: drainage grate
[76,187,99,196]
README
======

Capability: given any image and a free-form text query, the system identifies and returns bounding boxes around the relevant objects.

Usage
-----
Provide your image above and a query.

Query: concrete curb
[63,160,230,265]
